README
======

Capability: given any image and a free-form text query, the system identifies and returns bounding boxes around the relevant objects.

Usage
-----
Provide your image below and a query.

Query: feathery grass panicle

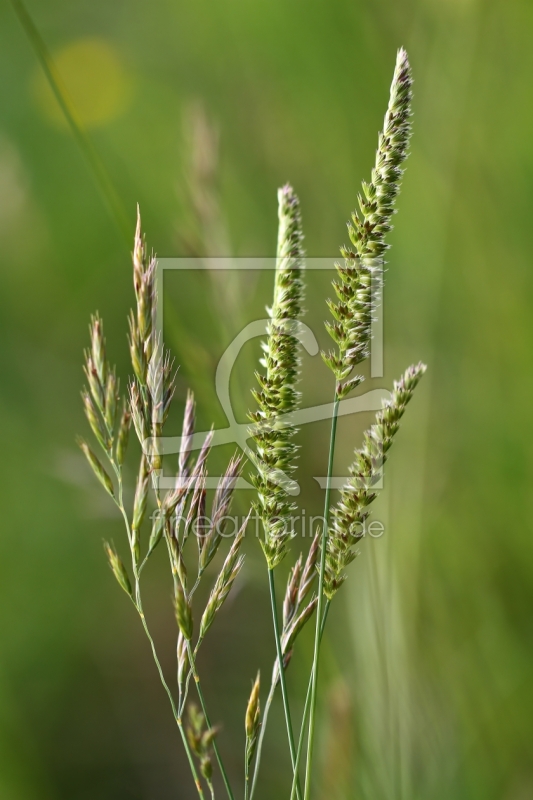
[199,516,248,641]
[323,362,426,599]
[80,212,251,800]
[323,48,413,396]
[128,208,177,473]
[249,184,305,568]
[199,455,243,571]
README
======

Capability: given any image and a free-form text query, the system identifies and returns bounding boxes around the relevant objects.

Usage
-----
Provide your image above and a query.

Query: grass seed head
[249,184,305,569]
[245,671,261,767]
[324,362,426,599]
[323,49,413,396]
[78,438,115,497]
[199,516,248,640]
[103,542,132,597]
[174,581,193,640]
[115,404,131,466]
[179,389,196,476]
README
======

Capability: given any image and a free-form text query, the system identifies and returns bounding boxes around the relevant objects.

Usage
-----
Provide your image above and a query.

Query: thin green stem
[113,472,206,800]
[249,680,276,800]
[250,601,333,800]
[9,0,131,243]
[290,602,330,800]
[304,395,340,800]
[186,641,235,800]
[244,741,251,800]
[268,568,303,800]
[179,637,204,717]
[136,600,205,799]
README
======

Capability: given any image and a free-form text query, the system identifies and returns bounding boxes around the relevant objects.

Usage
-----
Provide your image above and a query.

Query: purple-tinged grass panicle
[199,516,248,641]
[199,455,242,572]
[271,535,320,683]
[115,404,132,466]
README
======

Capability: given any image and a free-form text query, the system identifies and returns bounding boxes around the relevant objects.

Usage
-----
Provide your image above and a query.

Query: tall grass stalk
[78,47,425,800]
[303,47,414,797]
[248,183,306,798]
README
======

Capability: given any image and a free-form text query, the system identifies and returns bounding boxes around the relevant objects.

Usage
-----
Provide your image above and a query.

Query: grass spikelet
[103,541,132,597]
[174,581,194,641]
[78,438,115,497]
[245,672,261,799]
[199,517,247,641]
[199,455,242,571]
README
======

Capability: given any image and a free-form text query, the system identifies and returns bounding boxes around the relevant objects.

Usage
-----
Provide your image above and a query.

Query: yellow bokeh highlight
[32,37,132,129]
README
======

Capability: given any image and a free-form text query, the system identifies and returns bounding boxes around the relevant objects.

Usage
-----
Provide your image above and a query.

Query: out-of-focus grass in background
[1,0,532,798]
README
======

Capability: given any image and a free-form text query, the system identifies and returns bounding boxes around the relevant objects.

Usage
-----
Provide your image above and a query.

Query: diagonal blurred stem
[304,394,339,800]
[9,0,131,243]
[268,568,303,800]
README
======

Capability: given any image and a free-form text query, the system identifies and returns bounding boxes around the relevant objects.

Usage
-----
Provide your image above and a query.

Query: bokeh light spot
[31,37,132,129]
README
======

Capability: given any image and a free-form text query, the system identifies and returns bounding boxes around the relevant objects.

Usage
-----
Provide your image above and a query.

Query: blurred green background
[1,0,533,798]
